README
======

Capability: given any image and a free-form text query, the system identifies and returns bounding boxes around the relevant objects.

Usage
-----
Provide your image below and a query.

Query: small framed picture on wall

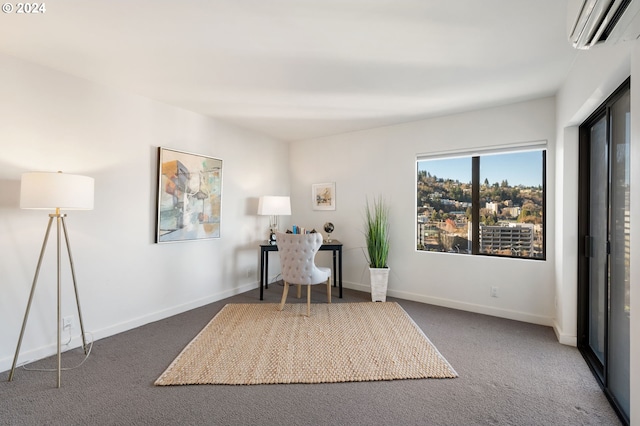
[312,182,336,210]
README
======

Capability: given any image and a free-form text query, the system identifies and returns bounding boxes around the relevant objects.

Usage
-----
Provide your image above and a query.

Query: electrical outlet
[490,287,499,298]
[63,316,74,330]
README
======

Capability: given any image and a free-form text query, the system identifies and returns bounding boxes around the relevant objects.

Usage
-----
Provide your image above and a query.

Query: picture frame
[156,147,223,243]
[312,182,336,211]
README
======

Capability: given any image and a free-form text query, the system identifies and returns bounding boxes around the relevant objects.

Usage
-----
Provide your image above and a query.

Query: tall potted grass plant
[365,196,390,302]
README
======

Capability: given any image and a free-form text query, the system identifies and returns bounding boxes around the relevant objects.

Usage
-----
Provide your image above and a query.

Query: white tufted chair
[276,232,331,317]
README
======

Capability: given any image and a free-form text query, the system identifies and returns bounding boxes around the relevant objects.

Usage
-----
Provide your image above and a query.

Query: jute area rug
[155,302,458,386]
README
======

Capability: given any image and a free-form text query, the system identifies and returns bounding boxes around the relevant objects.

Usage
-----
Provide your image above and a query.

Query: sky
[417,151,543,187]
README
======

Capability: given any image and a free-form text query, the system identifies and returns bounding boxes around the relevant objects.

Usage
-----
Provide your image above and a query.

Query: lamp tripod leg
[8,217,55,382]
[56,216,61,388]
[61,216,88,354]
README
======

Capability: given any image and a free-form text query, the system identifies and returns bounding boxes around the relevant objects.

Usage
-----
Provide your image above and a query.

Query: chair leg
[307,285,311,317]
[297,284,302,299]
[278,282,290,311]
[326,277,331,303]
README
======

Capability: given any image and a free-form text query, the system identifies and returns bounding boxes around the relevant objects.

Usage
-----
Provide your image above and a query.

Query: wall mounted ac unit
[568,0,640,49]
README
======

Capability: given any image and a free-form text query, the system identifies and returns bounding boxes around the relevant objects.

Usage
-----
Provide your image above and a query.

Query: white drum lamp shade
[258,196,291,240]
[20,172,94,210]
[257,196,291,216]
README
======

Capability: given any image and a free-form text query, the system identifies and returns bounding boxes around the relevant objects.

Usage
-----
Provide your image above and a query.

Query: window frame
[416,145,547,261]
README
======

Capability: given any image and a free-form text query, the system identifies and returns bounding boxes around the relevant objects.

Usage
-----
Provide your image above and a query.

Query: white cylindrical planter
[369,267,390,302]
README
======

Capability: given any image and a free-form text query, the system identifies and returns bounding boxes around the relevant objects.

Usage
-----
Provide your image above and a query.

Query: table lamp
[257,196,291,244]
[8,171,94,388]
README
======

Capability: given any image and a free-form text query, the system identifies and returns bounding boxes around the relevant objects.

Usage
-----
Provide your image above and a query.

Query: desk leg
[332,250,337,288]
[260,249,265,300]
[265,252,269,289]
[338,247,343,298]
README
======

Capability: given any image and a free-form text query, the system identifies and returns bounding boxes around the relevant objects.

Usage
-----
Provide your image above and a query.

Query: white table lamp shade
[257,196,291,216]
[20,172,95,210]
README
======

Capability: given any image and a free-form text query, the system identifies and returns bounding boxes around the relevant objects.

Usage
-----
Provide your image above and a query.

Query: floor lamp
[8,171,94,388]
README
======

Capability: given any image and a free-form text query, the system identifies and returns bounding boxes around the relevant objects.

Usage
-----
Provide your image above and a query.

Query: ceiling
[0,0,578,142]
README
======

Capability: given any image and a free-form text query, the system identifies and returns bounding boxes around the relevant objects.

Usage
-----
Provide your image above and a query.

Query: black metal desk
[259,240,343,300]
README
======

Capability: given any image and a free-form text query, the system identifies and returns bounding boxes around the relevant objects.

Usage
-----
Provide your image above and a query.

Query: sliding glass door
[586,115,608,367]
[578,78,630,425]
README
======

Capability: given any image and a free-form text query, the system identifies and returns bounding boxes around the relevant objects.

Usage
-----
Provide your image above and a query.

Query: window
[416,148,546,260]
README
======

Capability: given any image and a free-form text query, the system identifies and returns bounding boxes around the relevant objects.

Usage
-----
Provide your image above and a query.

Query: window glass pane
[608,90,630,415]
[478,151,544,258]
[417,157,472,254]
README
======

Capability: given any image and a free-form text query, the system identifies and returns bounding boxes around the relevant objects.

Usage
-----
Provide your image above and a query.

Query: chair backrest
[276,232,326,285]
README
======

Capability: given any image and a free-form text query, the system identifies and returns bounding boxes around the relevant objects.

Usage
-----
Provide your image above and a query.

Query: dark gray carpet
[0,286,621,425]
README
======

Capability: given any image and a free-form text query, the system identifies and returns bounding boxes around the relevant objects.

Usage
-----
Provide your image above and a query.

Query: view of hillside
[416,170,544,257]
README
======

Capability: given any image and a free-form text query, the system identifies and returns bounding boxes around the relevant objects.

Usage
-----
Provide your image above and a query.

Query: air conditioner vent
[599,0,632,41]
[568,0,640,49]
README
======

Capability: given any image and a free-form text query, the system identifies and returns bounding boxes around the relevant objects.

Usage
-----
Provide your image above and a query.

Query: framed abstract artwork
[156,147,223,243]
[312,182,336,210]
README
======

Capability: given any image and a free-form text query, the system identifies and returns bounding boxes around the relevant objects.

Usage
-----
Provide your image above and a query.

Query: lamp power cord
[19,330,94,373]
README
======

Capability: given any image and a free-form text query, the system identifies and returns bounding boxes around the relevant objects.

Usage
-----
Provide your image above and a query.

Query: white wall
[289,97,556,326]
[555,40,637,423]
[0,54,289,372]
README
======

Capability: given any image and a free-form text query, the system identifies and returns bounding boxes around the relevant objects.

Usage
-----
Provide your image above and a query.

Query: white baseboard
[344,281,554,327]
[553,321,578,347]
[0,281,257,374]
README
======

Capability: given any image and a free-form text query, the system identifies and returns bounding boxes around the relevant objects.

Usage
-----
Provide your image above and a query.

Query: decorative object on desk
[364,196,390,302]
[156,147,223,243]
[312,182,336,210]
[9,171,94,388]
[291,225,313,234]
[258,195,291,244]
[154,302,457,385]
[323,222,334,242]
